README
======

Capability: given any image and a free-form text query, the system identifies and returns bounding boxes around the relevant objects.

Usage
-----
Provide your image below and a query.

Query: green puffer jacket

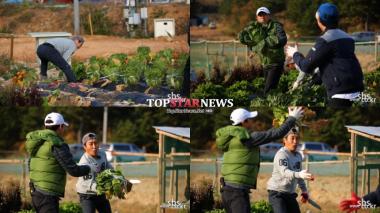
[216,125,260,189]
[238,20,287,67]
[26,129,66,197]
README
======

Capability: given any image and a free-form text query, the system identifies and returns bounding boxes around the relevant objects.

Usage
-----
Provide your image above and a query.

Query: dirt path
[0,35,189,64]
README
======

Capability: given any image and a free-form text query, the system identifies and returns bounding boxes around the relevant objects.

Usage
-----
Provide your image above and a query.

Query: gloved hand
[300,192,309,203]
[89,164,101,173]
[288,107,304,120]
[298,170,313,180]
[339,192,361,212]
[286,45,298,58]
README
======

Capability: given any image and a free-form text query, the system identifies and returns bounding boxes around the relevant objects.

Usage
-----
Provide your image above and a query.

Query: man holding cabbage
[239,7,287,95]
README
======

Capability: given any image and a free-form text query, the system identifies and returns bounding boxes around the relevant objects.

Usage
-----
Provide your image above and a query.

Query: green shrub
[59,202,82,213]
[226,80,252,106]
[251,200,273,213]
[191,82,226,99]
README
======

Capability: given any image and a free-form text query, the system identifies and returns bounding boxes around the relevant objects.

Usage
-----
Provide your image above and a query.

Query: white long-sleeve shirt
[267,147,307,194]
[76,151,113,195]
[46,38,77,63]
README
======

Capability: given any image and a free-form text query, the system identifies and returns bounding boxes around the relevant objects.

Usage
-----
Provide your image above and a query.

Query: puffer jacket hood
[26,129,63,156]
[216,125,250,151]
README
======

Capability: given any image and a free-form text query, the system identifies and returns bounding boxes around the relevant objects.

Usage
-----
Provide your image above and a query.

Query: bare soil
[0,35,189,64]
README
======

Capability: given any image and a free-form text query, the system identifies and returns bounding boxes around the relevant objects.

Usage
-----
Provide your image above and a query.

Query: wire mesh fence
[190,40,380,73]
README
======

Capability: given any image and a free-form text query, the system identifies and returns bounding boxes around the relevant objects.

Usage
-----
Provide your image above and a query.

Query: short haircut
[71,35,85,44]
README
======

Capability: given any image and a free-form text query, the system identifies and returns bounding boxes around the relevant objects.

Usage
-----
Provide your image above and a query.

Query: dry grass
[0,173,159,213]
[191,173,380,213]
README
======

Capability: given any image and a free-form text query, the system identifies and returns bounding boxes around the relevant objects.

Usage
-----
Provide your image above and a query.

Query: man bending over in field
[36,36,84,82]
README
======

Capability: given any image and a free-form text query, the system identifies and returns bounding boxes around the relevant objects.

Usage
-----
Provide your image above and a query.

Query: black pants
[36,43,77,82]
[268,190,300,213]
[263,64,283,95]
[79,193,112,213]
[328,98,353,108]
[221,185,251,213]
[31,190,60,213]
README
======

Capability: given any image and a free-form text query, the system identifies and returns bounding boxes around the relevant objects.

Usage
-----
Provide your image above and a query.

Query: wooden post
[10,35,14,61]
[169,147,175,199]
[175,165,179,201]
[233,42,237,67]
[361,147,367,196]
[350,133,357,194]
[88,12,94,36]
[157,134,164,213]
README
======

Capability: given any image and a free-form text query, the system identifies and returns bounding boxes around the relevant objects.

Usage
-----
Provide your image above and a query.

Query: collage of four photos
[0,0,380,212]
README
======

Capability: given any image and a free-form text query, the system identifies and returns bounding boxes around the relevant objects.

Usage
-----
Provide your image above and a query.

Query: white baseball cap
[256,7,270,15]
[230,108,258,125]
[44,112,69,126]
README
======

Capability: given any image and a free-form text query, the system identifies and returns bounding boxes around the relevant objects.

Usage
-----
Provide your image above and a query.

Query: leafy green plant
[59,202,82,213]
[145,66,165,88]
[72,61,87,80]
[96,169,129,199]
[251,200,273,213]
[191,82,226,99]
[226,80,252,106]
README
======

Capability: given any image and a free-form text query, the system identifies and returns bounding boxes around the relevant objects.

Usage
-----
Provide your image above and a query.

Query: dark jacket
[363,185,380,206]
[293,29,364,98]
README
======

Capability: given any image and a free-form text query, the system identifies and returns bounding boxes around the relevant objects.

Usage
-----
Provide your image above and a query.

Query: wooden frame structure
[346,126,380,195]
[154,126,190,213]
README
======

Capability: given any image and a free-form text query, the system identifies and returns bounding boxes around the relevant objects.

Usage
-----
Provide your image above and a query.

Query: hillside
[0,3,189,36]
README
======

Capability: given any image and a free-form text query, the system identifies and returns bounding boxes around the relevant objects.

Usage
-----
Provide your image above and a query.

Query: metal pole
[73,0,80,35]
[102,107,108,144]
